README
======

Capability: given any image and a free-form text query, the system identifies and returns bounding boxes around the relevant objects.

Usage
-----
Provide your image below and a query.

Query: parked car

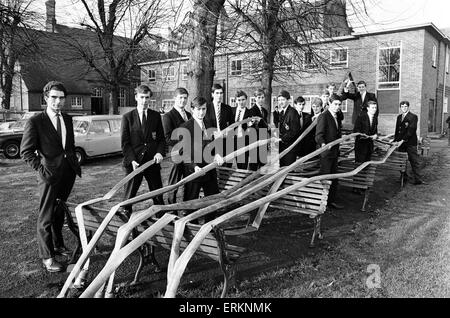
[73,115,122,164]
[0,109,25,123]
[0,128,24,159]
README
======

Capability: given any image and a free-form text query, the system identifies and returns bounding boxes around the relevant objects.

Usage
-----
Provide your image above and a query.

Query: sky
[30,0,450,34]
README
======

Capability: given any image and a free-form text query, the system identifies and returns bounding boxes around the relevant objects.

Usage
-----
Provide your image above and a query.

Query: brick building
[140,22,450,138]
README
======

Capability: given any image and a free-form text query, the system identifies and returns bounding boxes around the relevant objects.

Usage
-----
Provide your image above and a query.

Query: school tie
[236,108,242,122]
[142,110,147,135]
[181,109,188,122]
[299,112,303,128]
[216,104,221,129]
[56,113,62,143]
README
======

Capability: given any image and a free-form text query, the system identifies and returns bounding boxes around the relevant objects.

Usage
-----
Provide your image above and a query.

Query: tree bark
[186,0,225,106]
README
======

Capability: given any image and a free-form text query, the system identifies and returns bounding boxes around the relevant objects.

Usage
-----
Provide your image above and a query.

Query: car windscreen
[73,119,90,135]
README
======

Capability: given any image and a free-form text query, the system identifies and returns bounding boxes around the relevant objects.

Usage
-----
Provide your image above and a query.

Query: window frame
[181,64,188,81]
[330,47,349,69]
[162,99,175,113]
[118,87,127,107]
[163,66,175,81]
[377,44,402,90]
[303,51,319,71]
[148,68,156,82]
[230,59,243,76]
[71,96,83,109]
[432,44,437,68]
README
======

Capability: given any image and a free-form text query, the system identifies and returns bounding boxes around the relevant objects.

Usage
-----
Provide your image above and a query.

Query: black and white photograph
[1,0,449,305]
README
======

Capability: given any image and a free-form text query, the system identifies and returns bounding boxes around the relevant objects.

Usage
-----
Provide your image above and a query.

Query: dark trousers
[248,143,268,171]
[279,144,297,167]
[123,164,164,214]
[167,163,185,204]
[319,156,339,204]
[402,145,422,182]
[37,159,76,259]
[183,171,220,202]
[355,139,373,163]
[235,136,249,170]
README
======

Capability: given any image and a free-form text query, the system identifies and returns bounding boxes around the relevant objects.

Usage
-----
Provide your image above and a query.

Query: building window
[148,69,156,82]
[340,100,348,113]
[302,95,320,113]
[229,97,236,107]
[432,45,437,68]
[271,95,278,112]
[162,99,175,113]
[163,66,175,81]
[330,48,348,68]
[71,97,83,109]
[91,87,103,97]
[119,88,126,107]
[276,51,293,72]
[231,59,242,76]
[303,51,318,70]
[181,64,188,81]
[378,46,401,89]
[40,95,46,108]
[446,50,449,73]
[149,100,157,111]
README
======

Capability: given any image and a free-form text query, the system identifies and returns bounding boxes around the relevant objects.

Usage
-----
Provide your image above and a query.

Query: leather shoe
[42,258,63,273]
[54,246,71,257]
[329,202,344,210]
[413,180,426,185]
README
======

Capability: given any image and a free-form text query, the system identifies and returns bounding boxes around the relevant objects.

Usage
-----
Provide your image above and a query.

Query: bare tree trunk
[186,0,225,104]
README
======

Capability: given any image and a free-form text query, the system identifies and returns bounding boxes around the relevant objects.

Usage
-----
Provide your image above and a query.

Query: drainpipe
[226,53,229,105]
[441,44,448,135]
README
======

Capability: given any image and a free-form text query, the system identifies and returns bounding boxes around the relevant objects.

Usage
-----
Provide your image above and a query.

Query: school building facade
[139,23,450,138]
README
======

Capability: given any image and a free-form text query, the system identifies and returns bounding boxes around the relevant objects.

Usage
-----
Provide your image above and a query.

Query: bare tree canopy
[58,0,177,114]
[0,0,42,109]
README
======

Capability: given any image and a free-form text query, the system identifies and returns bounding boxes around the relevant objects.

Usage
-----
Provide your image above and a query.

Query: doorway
[428,99,437,133]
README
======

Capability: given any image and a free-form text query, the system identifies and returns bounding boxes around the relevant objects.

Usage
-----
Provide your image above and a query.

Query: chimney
[45,0,56,32]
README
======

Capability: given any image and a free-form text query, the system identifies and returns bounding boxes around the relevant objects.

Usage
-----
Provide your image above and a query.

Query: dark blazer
[315,110,342,158]
[249,104,269,129]
[204,102,234,130]
[296,111,315,156]
[342,90,378,124]
[121,108,165,167]
[20,111,81,184]
[231,106,252,131]
[279,105,301,146]
[394,112,418,151]
[353,112,378,162]
[162,107,192,147]
[180,118,216,182]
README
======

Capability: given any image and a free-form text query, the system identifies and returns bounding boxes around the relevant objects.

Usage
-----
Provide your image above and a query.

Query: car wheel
[3,140,20,159]
[75,147,87,165]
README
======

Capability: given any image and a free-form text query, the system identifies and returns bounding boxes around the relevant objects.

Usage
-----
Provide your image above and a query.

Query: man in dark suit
[231,90,252,169]
[204,83,234,167]
[277,90,300,167]
[20,81,82,273]
[162,87,192,204]
[342,80,378,125]
[248,88,270,171]
[353,101,378,163]
[315,94,344,209]
[293,96,314,157]
[394,101,424,185]
[121,85,166,215]
[180,96,224,203]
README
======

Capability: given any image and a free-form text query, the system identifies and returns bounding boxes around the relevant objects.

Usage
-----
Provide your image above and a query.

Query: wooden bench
[217,167,331,247]
[372,150,408,188]
[336,159,377,211]
[62,201,246,298]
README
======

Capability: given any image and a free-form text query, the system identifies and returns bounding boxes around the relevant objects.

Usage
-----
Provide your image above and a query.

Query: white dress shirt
[46,107,66,149]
